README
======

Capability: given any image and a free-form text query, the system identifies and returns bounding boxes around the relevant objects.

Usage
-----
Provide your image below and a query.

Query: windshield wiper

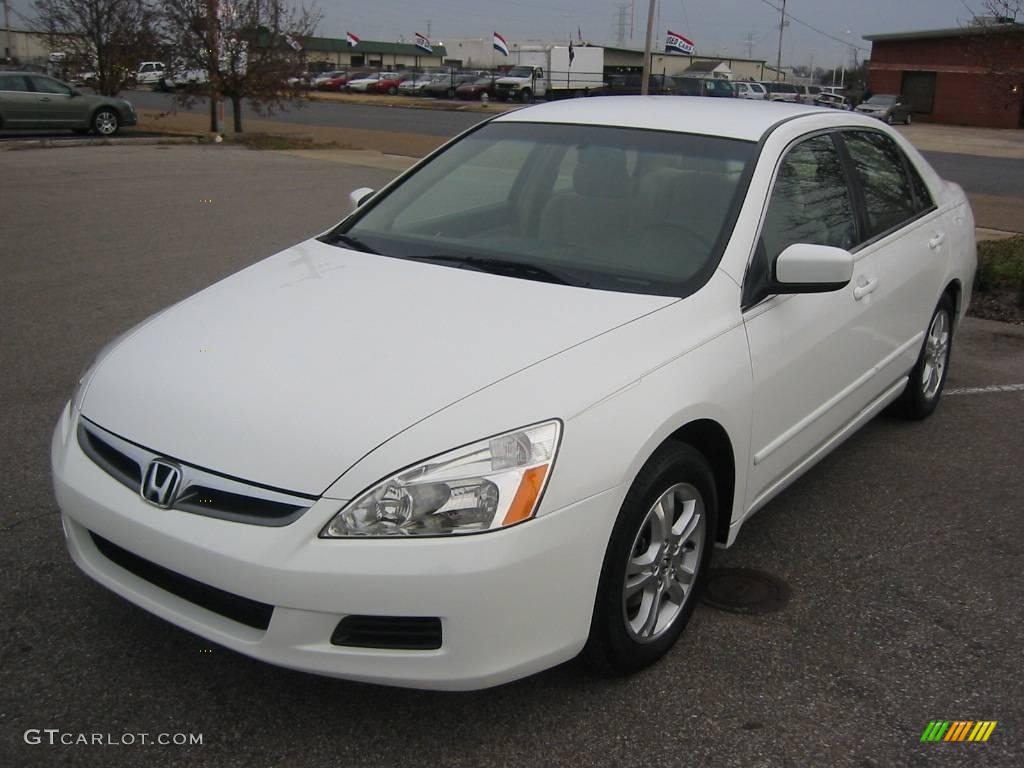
[403,254,575,286]
[321,232,378,254]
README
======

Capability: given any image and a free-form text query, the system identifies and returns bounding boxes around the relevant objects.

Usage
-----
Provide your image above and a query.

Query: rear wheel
[893,294,954,420]
[388,86,398,95]
[585,443,716,675]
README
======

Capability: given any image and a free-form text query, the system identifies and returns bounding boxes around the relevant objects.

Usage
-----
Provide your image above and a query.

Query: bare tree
[158,0,320,133]
[978,0,1021,22]
[30,0,156,95]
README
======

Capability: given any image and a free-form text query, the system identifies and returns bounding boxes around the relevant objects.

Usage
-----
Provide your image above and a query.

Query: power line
[754,0,869,52]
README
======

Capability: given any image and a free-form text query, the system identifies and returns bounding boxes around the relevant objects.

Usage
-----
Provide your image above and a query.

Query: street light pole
[207,0,221,135]
[641,0,656,95]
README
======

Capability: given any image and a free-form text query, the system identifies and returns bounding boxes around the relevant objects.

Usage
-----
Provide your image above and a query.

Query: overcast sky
[7,0,997,68]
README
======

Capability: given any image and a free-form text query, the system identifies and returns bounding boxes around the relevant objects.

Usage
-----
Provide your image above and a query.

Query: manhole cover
[701,568,790,614]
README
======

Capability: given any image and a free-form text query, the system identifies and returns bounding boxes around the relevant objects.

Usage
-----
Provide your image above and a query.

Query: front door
[742,132,890,512]
[29,76,86,127]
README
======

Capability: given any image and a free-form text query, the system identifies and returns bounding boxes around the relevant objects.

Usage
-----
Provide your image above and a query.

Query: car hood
[81,240,675,496]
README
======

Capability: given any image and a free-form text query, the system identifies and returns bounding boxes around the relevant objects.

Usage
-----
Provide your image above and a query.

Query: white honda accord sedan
[52,98,975,690]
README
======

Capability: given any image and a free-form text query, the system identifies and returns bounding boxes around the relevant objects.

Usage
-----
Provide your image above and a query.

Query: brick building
[864,23,1024,129]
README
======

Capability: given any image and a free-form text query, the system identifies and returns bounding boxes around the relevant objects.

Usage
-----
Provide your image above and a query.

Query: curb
[0,134,202,151]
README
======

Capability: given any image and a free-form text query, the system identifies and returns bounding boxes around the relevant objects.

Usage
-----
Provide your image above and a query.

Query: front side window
[841,130,919,238]
[30,76,71,95]
[745,133,857,305]
[325,122,756,297]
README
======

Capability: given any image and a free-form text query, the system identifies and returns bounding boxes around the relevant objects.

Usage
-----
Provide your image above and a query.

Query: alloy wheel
[94,110,118,135]
[622,483,705,642]
[922,310,950,400]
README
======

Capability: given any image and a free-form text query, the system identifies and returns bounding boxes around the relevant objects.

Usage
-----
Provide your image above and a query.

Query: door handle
[854,278,878,301]
[40,97,51,102]
[929,232,946,249]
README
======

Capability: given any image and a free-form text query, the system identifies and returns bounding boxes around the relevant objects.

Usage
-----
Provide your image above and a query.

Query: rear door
[836,129,947,386]
[0,74,36,126]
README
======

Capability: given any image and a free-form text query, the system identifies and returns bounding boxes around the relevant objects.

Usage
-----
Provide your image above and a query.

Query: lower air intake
[330,615,442,650]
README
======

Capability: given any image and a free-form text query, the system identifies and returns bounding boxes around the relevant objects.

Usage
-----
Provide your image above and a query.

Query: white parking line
[946,383,1024,396]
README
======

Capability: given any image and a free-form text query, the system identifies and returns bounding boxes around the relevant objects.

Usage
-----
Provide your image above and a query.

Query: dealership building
[864,22,1024,129]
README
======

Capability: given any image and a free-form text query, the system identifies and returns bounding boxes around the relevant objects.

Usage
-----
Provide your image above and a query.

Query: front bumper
[51,405,621,690]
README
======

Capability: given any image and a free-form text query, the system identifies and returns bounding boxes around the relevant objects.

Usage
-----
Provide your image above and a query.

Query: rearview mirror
[773,243,853,293]
[349,187,374,210]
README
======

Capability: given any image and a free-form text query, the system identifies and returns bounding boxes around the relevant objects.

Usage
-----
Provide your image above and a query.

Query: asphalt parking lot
[1,145,1022,768]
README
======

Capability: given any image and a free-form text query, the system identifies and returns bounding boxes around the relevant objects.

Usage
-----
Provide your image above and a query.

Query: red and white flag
[346,31,360,47]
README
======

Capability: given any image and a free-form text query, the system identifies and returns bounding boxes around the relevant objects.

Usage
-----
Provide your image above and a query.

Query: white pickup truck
[495,46,605,102]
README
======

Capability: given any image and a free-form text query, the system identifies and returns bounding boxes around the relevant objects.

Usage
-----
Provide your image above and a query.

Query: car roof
[494,96,833,142]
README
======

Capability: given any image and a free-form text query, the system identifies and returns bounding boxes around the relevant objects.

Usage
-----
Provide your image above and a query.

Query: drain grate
[701,568,791,614]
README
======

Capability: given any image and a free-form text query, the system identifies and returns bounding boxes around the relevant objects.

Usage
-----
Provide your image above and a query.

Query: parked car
[134,61,166,86]
[455,75,499,100]
[347,73,399,93]
[674,76,736,97]
[856,94,913,125]
[312,71,348,89]
[735,81,768,100]
[814,92,852,110]
[760,81,801,102]
[53,97,975,691]
[398,73,440,95]
[422,72,477,98]
[0,71,136,134]
[366,73,409,95]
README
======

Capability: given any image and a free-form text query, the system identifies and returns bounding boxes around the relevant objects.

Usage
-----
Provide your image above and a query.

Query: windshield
[867,95,896,105]
[324,122,755,297]
[506,67,535,78]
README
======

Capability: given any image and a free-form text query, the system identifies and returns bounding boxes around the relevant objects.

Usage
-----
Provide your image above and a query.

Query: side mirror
[773,243,853,294]
[349,187,374,210]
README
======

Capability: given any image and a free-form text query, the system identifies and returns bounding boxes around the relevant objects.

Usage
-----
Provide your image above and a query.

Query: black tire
[92,108,120,136]
[885,112,894,124]
[585,442,717,675]
[388,86,398,95]
[447,88,455,99]
[905,113,912,126]
[519,89,532,103]
[893,293,954,420]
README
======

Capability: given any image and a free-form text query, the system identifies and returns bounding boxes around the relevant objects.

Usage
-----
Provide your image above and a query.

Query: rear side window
[841,130,920,238]
[0,74,31,91]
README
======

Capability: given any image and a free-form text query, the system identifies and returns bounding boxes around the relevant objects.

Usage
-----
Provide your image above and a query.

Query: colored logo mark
[921,721,997,742]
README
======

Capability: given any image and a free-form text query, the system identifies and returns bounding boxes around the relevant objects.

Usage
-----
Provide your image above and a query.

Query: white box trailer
[495,46,605,101]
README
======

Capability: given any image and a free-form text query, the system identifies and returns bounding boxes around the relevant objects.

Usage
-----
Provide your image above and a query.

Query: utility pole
[207,0,221,134]
[630,0,635,42]
[3,0,11,62]
[743,31,755,59]
[775,0,786,81]
[641,0,656,95]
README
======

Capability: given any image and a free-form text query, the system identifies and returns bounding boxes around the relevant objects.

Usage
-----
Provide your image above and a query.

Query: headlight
[321,420,561,538]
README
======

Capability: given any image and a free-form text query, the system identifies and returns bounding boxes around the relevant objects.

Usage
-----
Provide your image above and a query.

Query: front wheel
[92,108,120,136]
[519,89,532,103]
[905,113,912,125]
[893,294,954,420]
[585,443,716,675]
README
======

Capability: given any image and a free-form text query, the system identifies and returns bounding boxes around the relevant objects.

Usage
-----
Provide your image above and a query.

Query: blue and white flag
[415,32,433,54]
[665,29,695,55]
[493,31,509,57]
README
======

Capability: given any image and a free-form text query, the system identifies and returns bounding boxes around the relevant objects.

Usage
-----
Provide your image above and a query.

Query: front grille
[90,532,274,631]
[331,616,442,650]
[77,418,314,526]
